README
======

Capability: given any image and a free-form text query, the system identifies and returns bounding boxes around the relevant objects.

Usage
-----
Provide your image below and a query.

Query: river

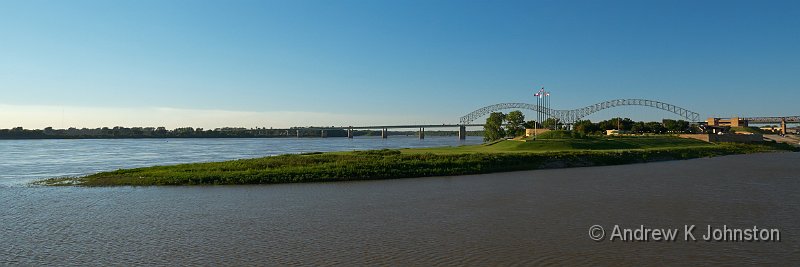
[1,138,798,265]
[0,136,482,186]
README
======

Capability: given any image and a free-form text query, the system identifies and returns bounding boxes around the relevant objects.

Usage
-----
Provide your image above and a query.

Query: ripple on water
[1,149,798,265]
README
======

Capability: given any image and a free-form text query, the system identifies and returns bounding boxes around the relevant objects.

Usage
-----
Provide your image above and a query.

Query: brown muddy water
[2,152,799,265]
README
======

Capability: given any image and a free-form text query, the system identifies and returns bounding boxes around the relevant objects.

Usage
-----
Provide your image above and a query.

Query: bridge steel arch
[459,99,700,125]
[458,103,559,125]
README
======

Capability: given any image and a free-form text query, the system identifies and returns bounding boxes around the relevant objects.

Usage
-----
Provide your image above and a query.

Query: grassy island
[37,135,798,186]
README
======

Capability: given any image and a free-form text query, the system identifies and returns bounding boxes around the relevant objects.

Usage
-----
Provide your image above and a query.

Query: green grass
[406,136,712,154]
[35,136,798,186]
[531,130,586,139]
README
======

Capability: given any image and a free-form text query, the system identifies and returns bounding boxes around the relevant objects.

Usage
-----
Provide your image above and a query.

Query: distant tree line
[0,126,315,139]
[0,126,483,139]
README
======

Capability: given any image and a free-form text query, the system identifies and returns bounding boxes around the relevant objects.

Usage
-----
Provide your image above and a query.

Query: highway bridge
[301,124,484,139]
[290,97,797,139]
[718,116,800,135]
[292,98,708,139]
[741,116,800,123]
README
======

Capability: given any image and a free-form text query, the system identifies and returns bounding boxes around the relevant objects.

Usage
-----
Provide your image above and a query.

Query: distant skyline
[2,0,798,129]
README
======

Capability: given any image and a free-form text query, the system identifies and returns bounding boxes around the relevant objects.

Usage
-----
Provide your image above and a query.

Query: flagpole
[547,91,550,129]
[534,87,539,140]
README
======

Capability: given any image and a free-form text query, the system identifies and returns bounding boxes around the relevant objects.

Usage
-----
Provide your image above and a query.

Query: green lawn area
[404,136,713,154]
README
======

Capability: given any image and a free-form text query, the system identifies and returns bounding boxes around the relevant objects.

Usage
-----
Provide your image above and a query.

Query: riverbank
[35,136,798,186]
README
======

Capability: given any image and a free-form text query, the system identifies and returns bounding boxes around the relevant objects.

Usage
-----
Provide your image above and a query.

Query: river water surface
[0,136,481,186]
[1,138,798,265]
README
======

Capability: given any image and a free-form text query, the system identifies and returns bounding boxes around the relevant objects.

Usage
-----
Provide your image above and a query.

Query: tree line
[572,118,692,135]
[484,110,696,142]
[0,126,318,139]
[0,126,484,139]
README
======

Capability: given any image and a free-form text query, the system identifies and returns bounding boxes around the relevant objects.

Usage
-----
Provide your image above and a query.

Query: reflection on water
[0,136,481,185]
[1,152,798,265]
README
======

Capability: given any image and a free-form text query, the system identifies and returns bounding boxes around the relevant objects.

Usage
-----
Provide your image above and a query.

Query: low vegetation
[36,135,798,186]
[531,130,586,139]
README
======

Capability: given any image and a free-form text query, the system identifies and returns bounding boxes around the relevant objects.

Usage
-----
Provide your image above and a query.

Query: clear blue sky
[1,0,798,128]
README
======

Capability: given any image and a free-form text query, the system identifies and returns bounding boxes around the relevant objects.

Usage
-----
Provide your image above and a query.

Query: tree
[505,110,525,137]
[573,120,598,135]
[663,119,689,133]
[522,120,540,129]
[596,120,611,131]
[620,118,635,131]
[542,118,561,130]
[677,120,690,132]
[646,122,666,134]
[483,112,506,142]
[631,121,649,133]
[596,118,634,131]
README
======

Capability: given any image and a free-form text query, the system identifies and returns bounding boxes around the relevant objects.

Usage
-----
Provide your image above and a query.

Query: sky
[1,0,798,129]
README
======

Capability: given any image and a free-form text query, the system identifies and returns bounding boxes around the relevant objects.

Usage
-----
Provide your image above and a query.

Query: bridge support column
[347,128,353,138]
[419,127,425,139]
[382,128,388,139]
[458,125,466,140]
[781,118,787,135]
[296,130,301,138]
[321,130,327,138]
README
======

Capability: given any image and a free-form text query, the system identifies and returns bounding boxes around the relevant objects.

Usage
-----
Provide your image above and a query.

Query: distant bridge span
[740,116,800,124]
[459,99,701,125]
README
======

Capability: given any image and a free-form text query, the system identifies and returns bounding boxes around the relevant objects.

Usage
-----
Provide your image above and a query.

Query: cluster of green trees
[484,110,537,141]
[572,118,693,135]
[484,110,573,141]
[484,112,697,142]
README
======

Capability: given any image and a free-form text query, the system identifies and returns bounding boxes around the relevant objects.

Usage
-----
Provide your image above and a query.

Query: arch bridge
[459,99,700,125]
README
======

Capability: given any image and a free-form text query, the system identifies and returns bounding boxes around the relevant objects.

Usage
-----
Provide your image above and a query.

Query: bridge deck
[742,116,800,123]
[301,124,484,130]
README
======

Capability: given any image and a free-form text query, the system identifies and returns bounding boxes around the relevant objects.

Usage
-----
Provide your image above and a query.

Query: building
[706,117,748,127]
[605,129,631,136]
[524,128,549,137]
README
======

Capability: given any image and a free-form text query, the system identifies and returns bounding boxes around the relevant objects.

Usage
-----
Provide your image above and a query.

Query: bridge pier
[781,118,787,135]
[382,128,388,138]
[296,130,301,138]
[418,127,425,139]
[321,130,327,138]
[347,128,353,138]
[458,125,466,140]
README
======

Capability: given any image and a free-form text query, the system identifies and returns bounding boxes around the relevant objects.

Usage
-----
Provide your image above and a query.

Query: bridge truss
[741,116,800,123]
[459,98,701,125]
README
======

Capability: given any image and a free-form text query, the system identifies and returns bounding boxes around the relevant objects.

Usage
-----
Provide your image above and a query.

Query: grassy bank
[37,137,798,186]
[406,135,712,154]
